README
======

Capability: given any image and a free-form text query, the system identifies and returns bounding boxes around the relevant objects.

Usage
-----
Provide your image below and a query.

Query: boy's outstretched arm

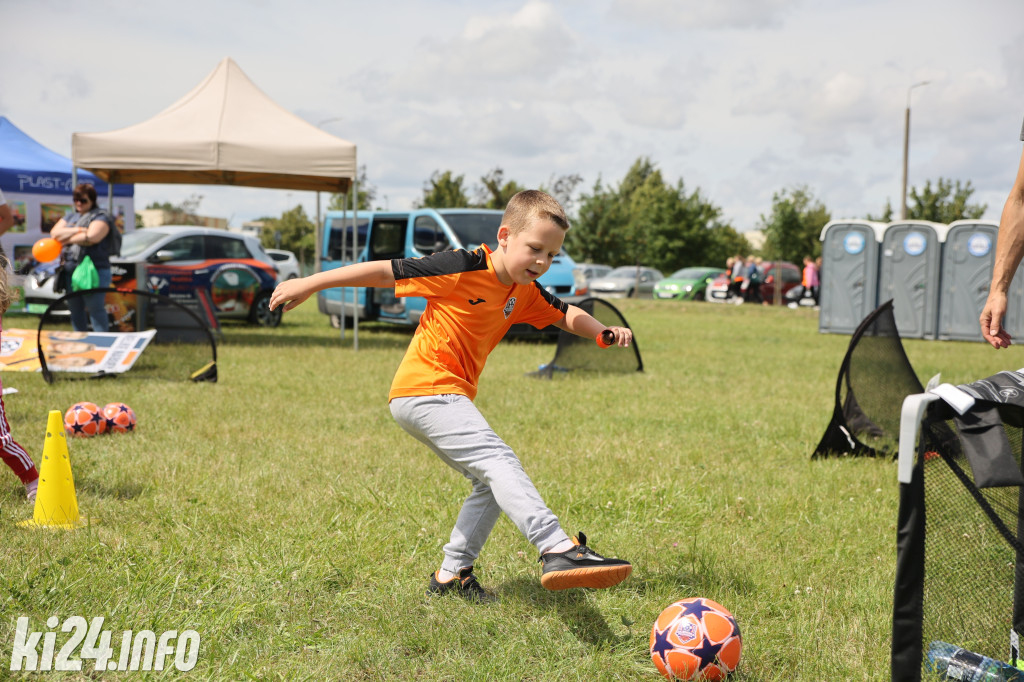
[270,260,396,311]
[554,304,633,347]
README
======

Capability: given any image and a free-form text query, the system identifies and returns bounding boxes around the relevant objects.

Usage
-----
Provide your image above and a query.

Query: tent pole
[340,193,346,342]
[315,191,321,276]
[351,176,358,352]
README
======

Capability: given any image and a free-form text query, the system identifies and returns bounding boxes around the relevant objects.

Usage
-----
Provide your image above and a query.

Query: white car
[266,249,300,281]
[587,265,664,298]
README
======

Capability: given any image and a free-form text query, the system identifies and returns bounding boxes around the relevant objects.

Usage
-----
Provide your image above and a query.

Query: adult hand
[980,291,1013,349]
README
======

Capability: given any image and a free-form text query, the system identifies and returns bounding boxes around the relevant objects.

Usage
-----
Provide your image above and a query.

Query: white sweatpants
[390,394,570,573]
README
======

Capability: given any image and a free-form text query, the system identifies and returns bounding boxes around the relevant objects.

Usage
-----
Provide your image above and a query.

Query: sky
[4,0,1024,233]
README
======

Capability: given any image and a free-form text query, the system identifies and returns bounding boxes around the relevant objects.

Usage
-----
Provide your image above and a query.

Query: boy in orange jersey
[270,190,632,602]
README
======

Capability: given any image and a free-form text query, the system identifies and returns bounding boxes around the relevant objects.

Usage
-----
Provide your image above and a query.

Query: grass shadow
[76,477,149,500]
[499,576,622,647]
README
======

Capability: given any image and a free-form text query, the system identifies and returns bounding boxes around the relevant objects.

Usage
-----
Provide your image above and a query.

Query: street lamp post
[900,81,930,220]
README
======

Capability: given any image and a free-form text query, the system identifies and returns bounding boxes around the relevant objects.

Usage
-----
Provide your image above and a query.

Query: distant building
[233,220,265,238]
[743,230,765,252]
[138,208,228,229]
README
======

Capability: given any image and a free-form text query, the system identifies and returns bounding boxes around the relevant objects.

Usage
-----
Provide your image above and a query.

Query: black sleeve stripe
[532,281,569,314]
[391,249,489,281]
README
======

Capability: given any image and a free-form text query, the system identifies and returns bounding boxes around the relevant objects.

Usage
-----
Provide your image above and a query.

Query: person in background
[729,254,745,303]
[0,189,13,237]
[0,252,39,501]
[980,118,1024,349]
[49,183,114,332]
[0,189,15,263]
[741,255,761,304]
[803,256,820,306]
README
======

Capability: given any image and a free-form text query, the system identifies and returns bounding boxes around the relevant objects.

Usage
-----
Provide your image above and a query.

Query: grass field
[0,299,1015,680]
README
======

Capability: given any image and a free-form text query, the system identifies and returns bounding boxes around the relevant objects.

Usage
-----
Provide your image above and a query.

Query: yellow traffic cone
[19,410,93,529]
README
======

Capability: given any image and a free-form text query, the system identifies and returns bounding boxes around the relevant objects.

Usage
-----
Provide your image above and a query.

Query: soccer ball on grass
[64,402,106,438]
[650,597,742,680]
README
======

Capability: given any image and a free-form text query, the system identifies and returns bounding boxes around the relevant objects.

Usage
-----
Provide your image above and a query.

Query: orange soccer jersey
[388,245,568,401]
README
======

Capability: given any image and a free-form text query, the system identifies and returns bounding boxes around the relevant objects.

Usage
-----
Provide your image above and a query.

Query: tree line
[149,159,989,274]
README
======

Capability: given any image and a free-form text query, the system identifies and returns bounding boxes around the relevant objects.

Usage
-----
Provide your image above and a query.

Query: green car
[653,266,727,301]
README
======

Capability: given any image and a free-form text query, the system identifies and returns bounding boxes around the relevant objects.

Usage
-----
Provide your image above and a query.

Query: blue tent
[0,116,132,197]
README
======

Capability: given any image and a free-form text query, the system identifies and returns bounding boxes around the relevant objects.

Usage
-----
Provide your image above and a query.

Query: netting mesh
[529,298,642,378]
[37,288,218,384]
[902,405,1024,677]
[815,300,924,457]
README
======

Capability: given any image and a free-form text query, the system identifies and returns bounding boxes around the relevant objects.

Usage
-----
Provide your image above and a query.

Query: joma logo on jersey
[503,297,517,319]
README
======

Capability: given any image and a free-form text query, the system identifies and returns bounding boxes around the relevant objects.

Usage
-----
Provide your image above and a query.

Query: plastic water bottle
[925,641,1022,681]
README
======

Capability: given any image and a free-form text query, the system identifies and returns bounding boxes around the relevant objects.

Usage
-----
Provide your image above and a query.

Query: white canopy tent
[72,57,356,192]
[71,57,362,346]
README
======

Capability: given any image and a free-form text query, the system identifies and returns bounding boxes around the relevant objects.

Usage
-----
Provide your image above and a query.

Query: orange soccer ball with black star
[64,402,106,438]
[650,597,742,680]
[101,402,137,434]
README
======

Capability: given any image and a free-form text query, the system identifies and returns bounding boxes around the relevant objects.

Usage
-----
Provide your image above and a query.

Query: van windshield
[439,212,503,250]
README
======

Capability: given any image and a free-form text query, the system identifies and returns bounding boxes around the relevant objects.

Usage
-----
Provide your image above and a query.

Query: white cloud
[608,0,801,29]
[3,0,1020,230]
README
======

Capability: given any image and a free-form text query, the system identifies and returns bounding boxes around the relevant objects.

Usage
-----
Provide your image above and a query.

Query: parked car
[21,259,68,315]
[706,261,802,304]
[572,263,613,296]
[587,265,664,298]
[654,266,727,301]
[266,248,301,281]
[113,226,282,326]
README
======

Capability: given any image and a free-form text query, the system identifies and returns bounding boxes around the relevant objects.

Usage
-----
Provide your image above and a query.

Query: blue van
[317,208,579,328]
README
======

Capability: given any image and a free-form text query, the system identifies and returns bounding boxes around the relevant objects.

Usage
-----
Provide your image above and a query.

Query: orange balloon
[32,238,61,263]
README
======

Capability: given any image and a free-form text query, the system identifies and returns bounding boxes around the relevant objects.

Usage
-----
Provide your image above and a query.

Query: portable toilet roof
[819,219,887,243]
[884,219,951,243]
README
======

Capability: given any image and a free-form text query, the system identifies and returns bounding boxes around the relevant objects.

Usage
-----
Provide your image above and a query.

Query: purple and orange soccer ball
[64,402,106,438]
[650,597,742,681]
[101,402,137,434]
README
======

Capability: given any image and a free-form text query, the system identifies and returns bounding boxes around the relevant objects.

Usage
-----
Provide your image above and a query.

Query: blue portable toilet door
[878,222,943,339]
[818,222,882,334]
[937,222,998,341]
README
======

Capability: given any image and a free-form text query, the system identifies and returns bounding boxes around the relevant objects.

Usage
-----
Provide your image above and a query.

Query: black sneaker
[426,567,496,603]
[538,532,632,590]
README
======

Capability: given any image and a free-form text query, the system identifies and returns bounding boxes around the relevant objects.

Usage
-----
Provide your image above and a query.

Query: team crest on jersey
[503,297,517,319]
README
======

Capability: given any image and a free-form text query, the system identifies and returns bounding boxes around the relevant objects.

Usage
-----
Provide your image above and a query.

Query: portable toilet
[818,220,887,334]
[937,220,997,341]
[937,220,1024,342]
[877,220,949,339]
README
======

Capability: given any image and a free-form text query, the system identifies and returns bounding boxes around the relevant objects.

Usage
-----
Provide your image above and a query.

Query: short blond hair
[501,190,569,236]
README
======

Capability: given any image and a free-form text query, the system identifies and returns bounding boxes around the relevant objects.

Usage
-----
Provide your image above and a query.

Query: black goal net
[814,299,924,458]
[892,371,1024,681]
[35,287,219,384]
[529,297,642,379]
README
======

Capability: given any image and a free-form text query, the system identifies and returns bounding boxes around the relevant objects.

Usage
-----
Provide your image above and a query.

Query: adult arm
[270,260,396,311]
[0,203,13,235]
[62,217,110,247]
[980,147,1024,348]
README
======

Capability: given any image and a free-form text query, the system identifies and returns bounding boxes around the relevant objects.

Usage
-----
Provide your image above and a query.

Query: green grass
[0,300,1015,680]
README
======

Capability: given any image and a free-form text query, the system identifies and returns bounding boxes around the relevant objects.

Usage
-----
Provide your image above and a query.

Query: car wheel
[249,291,282,327]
